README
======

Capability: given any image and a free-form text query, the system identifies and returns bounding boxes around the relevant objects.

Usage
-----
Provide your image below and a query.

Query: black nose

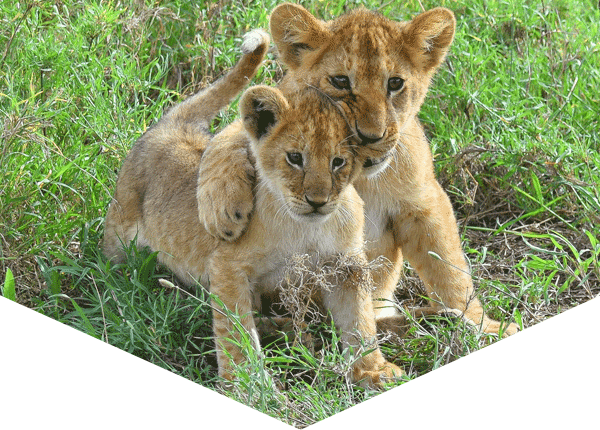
[356,127,385,145]
[305,196,327,210]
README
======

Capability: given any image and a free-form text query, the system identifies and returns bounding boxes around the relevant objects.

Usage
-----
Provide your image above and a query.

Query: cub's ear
[402,7,456,72]
[270,3,331,69]
[240,85,289,142]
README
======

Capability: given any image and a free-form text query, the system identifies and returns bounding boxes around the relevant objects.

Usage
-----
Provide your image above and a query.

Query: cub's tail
[165,29,270,131]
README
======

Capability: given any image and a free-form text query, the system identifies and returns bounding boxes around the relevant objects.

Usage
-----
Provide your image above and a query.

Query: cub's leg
[196,127,256,241]
[365,230,412,335]
[195,31,270,241]
[395,180,518,336]
[102,144,150,263]
[102,199,142,263]
[103,200,135,263]
[366,228,403,321]
[208,261,261,382]
[321,254,403,389]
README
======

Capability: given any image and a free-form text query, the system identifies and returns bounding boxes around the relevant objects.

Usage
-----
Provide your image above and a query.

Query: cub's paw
[197,137,256,241]
[376,315,410,337]
[482,320,519,338]
[412,306,519,338]
[411,305,463,319]
[353,362,404,390]
[197,177,254,241]
[241,29,270,54]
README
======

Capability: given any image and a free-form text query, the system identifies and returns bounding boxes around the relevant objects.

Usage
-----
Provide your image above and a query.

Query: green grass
[1,0,599,427]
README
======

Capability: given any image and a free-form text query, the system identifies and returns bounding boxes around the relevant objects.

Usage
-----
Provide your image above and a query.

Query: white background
[1,296,598,429]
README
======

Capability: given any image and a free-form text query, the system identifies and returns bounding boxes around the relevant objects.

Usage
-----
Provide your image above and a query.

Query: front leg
[321,254,403,389]
[395,180,518,336]
[208,261,260,381]
[197,125,257,242]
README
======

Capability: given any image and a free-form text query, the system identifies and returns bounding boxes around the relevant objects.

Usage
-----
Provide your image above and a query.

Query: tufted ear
[270,3,331,69]
[402,7,456,72]
[240,85,289,142]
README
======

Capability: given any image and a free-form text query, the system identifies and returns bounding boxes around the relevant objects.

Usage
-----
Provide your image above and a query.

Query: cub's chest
[361,191,390,242]
[254,252,322,296]
[250,219,359,293]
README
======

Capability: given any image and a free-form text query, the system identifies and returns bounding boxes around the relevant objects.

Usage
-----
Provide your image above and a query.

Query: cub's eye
[388,77,405,92]
[286,152,303,168]
[330,75,351,90]
[331,157,346,171]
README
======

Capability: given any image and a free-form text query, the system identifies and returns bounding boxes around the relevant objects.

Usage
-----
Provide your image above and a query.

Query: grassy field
[1,0,599,427]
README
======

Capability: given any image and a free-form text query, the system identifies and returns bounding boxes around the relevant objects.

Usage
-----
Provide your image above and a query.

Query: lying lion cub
[102,30,401,388]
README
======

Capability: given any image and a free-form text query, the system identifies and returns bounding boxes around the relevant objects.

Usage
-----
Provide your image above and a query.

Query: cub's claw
[197,180,254,242]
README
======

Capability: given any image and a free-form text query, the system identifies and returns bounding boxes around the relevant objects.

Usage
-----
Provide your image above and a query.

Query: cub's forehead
[326,10,406,73]
[331,13,398,46]
[279,96,354,151]
[283,112,352,146]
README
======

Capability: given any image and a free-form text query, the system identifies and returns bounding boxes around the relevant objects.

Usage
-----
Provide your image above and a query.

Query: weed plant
[1,0,599,427]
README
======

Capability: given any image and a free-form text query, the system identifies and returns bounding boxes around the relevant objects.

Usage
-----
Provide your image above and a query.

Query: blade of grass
[2,268,16,301]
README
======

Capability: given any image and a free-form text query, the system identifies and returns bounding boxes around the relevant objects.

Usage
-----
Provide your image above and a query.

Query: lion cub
[103,31,401,388]
[196,4,519,336]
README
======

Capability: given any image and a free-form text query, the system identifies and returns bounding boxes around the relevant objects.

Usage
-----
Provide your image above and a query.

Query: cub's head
[240,85,360,223]
[270,4,455,176]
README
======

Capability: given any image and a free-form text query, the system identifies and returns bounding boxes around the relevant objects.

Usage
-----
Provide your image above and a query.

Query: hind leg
[208,259,261,382]
[102,184,147,263]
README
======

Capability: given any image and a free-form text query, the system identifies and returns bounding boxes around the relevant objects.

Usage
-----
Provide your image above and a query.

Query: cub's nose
[305,196,327,210]
[356,127,385,145]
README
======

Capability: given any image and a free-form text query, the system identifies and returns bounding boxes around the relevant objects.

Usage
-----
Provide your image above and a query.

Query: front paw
[353,361,404,390]
[197,176,254,241]
[483,320,519,337]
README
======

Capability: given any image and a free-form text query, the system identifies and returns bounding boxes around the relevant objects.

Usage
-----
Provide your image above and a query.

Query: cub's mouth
[285,201,335,223]
[363,156,389,168]
[294,210,333,224]
[362,154,392,178]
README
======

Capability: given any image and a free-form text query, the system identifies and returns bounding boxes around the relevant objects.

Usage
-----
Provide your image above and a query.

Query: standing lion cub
[103,30,401,387]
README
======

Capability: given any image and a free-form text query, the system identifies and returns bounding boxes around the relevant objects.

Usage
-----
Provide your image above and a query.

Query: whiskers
[253,181,292,229]
[335,195,362,228]
[306,83,337,106]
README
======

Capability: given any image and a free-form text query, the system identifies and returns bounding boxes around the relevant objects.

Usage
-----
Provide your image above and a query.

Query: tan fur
[103,30,402,388]
[103,30,271,263]
[196,5,518,336]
